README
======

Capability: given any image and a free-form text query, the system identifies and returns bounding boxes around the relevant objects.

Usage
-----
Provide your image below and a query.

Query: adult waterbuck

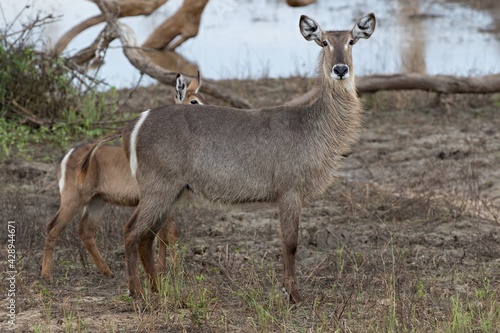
[40,73,206,280]
[81,13,376,303]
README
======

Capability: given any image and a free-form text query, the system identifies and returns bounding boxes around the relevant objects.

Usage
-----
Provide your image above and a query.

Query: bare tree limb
[52,0,168,54]
[100,21,253,108]
[286,0,316,7]
[53,15,107,55]
[142,0,209,51]
[287,73,500,106]
[89,0,168,16]
[11,100,48,126]
[357,73,500,94]
[68,23,118,66]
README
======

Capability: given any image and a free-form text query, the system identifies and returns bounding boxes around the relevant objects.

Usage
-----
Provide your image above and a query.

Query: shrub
[0,14,118,160]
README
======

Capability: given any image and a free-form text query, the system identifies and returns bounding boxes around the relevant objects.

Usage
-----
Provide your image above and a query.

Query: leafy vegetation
[0,15,120,160]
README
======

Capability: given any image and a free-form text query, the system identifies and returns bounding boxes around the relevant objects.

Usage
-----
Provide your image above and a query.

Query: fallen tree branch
[112,21,253,108]
[53,0,168,54]
[357,73,500,94]
[142,0,209,51]
[53,15,107,55]
[68,24,118,66]
[11,100,49,126]
[65,20,252,108]
[287,73,500,106]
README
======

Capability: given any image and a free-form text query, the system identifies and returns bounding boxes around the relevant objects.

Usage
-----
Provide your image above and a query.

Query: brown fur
[40,75,205,280]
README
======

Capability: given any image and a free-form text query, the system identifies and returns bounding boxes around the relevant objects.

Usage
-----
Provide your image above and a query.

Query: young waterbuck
[81,13,376,303]
[40,73,206,280]
[175,71,206,105]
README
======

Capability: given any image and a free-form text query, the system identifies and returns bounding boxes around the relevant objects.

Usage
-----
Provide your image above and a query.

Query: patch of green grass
[32,324,51,333]
[185,284,217,327]
[232,257,296,332]
[442,281,499,333]
[61,299,88,333]
[138,244,218,329]
[155,244,188,308]
[60,259,74,280]
[0,117,30,159]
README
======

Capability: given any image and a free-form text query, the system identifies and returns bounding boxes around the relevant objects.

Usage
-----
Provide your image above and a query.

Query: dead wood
[287,73,500,106]
[68,24,118,66]
[89,0,168,16]
[53,15,107,55]
[11,100,49,126]
[53,0,168,54]
[72,21,252,108]
[142,49,198,76]
[357,73,500,94]
[286,0,316,7]
[142,0,209,51]
[116,22,252,108]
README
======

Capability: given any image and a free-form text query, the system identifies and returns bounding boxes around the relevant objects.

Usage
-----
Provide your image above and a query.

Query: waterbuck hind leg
[124,188,182,297]
[138,229,159,292]
[41,200,85,280]
[156,215,180,272]
[76,197,113,276]
[138,209,177,292]
[123,208,141,297]
[278,192,303,303]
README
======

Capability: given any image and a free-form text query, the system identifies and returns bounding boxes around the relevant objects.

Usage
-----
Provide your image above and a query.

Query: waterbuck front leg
[278,192,303,303]
[123,207,141,297]
[76,196,113,277]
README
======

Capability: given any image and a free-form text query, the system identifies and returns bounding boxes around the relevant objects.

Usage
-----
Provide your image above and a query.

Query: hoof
[128,290,139,299]
[282,287,303,304]
[40,273,52,283]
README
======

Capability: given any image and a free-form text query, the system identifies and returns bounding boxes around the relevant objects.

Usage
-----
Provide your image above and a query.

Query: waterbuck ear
[187,71,201,93]
[300,15,324,45]
[175,74,187,103]
[351,13,376,45]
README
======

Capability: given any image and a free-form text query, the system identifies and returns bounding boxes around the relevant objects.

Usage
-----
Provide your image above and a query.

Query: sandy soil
[1,79,499,332]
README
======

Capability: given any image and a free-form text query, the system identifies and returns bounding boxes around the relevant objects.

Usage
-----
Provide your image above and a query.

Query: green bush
[0,16,119,160]
[0,43,80,121]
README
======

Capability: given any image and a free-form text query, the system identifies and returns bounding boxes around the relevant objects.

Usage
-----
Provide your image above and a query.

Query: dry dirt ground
[1,79,499,332]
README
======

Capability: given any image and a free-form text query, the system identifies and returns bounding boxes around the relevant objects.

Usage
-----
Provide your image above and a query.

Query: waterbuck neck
[303,72,362,158]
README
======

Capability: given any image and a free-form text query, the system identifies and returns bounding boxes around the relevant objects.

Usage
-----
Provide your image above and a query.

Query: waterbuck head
[174,71,206,105]
[300,13,376,82]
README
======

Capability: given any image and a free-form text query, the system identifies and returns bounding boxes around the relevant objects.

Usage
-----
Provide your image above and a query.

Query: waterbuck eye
[190,100,199,104]
[349,39,354,45]
[322,40,328,47]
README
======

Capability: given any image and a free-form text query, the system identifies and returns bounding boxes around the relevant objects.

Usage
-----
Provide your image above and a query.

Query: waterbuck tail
[77,132,123,185]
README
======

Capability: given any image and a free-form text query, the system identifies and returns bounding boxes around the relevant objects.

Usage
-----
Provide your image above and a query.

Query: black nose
[333,64,349,78]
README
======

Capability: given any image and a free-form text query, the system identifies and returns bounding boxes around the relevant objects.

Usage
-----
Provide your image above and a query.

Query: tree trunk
[357,73,500,94]
[142,0,209,51]
[286,0,316,7]
[53,0,168,54]
[53,15,106,55]
[90,0,169,17]
[78,21,252,108]
[287,73,500,106]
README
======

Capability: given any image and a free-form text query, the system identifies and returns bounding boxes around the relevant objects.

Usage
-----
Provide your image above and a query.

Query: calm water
[2,0,499,88]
